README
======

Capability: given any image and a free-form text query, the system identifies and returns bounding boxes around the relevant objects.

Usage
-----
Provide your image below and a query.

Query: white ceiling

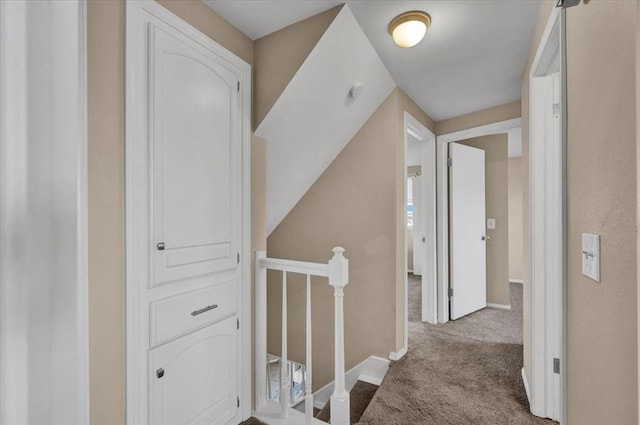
[202,0,343,40]
[204,0,543,121]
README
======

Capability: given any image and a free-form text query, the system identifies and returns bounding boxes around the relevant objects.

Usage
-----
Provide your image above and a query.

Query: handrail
[258,257,329,277]
[255,247,350,425]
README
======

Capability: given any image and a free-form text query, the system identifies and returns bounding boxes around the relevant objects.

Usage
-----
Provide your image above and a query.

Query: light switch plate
[487,218,496,230]
[581,233,600,282]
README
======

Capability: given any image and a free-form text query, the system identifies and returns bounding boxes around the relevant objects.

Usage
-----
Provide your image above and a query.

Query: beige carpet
[356,275,556,425]
[316,380,379,423]
[240,418,269,425]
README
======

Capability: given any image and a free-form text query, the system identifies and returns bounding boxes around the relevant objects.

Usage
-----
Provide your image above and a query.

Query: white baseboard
[312,355,390,409]
[510,279,524,284]
[521,368,531,404]
[388,346,407,361]
[487,302,512,310]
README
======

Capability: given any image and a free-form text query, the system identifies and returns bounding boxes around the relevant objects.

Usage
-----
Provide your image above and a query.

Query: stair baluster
[305,273,313,425]
[281,271,289,419]
[254,247,349,424]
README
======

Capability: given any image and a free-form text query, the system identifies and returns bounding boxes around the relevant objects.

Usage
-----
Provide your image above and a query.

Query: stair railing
[256,247,350,425]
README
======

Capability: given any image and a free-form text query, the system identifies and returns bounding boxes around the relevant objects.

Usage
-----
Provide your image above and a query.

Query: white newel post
[329,247,350,425]
[255,251,267,410]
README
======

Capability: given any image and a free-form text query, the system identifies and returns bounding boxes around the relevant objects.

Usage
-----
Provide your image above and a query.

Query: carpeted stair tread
[315,380,379,424]
[240,418,269,425]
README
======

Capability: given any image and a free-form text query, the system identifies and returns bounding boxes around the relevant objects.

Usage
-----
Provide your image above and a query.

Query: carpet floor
[316,380,379,423]
[240,418,269,425]
[357,276,556,425]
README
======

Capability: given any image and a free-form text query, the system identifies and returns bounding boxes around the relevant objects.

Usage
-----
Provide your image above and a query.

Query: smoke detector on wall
[349,83,364,99]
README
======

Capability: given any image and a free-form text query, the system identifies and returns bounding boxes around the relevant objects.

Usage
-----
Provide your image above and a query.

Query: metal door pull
[191,304,218,316]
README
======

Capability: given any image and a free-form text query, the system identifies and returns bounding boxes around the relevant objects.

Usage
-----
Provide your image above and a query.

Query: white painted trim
[510,279,524,284]
[77,1,90,421]
[389,347,407,361]
[437,118,522,144]
[522,368,531,405]
[403,112,438,349]
[255,401,327,425]
[436,118,522,324]
[486,303,511,311]
[0,2,89,421]
[311,355,390,410]
[240,40,252,421]
[528,6,565,423]
[125,2,252,423]
[358,375,384,386]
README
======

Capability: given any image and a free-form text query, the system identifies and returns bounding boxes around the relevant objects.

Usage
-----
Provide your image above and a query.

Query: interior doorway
[528,6,565,423]
[403,112,437,351]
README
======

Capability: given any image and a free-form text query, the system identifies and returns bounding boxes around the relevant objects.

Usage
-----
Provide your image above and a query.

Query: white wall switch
[581,233,600,282]
[487,218,496,230]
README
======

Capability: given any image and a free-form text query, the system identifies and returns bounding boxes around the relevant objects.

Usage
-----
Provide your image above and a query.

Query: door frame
[124,1,252,423]
[528,6,566,423]
[437,118,522,323]
[0,0,89,422]
[403,112,437,348]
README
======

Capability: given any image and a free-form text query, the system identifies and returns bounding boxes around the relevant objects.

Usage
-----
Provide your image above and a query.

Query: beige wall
[565,2,638,423]
[508,158,523,281]
[87,2,125,423]
[435,101,521,136]
[87,1,259,423]
[457,135,510,306]
[395,90,435,350]
[637,0,640,414]
[267,88,434,389]
[521,0,555,387]
[522,1,639,422]
[253,6,341,129]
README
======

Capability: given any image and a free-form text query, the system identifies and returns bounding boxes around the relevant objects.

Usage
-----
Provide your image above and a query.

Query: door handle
[481,235,491,241]
[191,304,218,316]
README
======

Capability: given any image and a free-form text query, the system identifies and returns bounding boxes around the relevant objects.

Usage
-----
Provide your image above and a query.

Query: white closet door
[150,24,241,286]
[149,317,237,425]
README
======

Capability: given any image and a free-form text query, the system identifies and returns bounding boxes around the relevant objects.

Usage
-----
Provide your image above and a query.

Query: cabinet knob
[156,368,165,379]
[157,242,165,251]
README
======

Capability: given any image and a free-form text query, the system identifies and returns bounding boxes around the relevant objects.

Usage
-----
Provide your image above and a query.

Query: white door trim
[403,112,437,353]
[0,0,89,422]
[125,1,252,423]
[436,118,522,323]
[528,6,566,423]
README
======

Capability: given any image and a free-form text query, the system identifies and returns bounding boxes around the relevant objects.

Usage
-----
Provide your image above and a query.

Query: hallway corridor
[357,275,556,425]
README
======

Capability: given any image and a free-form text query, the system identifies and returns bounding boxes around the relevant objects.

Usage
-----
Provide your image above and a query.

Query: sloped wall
[267,88,434,390]
[257,6,396,235]
[253,6,341,129]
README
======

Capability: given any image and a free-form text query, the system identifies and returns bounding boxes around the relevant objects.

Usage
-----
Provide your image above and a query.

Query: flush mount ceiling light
[388,11,431,48]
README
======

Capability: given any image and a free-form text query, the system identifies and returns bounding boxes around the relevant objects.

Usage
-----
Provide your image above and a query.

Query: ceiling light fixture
[388,11,431,48]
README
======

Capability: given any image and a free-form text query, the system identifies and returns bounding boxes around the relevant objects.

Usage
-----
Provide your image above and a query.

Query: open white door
[412,175,423,276]
[449,143,487,320]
